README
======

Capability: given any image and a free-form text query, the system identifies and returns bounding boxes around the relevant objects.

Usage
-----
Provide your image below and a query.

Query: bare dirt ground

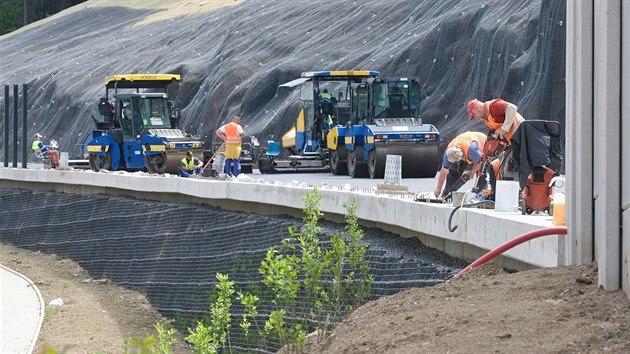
[0,244,187,353]
[3,243,630,353]
[305,263,630,354]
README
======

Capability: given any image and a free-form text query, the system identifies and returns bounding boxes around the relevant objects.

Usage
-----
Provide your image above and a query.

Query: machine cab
[370,78,421,119]
[115,93,172,137]
[279,71,380,155]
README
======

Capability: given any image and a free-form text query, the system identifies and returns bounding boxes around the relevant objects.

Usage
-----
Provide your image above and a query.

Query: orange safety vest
[447,132,487,164]
[224,122,241,144]
[483,99,523,141]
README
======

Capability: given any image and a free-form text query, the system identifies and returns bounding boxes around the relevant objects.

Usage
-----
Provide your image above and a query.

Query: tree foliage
[0,0,87,36]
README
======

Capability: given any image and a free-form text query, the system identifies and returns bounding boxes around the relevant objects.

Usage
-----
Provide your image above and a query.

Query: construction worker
[389,86,406,110]
[216,115,245,177]
[177,150,204,177]
[320,88,335,128]
[320,88,333,101]
[466,98,525,140]
[467,98,525,181]
[32,133,60,168]
[120,101,134,134]
[434,131,487,199]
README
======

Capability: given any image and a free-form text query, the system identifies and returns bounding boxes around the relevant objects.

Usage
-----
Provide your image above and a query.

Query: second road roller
[259,71,440,178]
[85,74,203,174]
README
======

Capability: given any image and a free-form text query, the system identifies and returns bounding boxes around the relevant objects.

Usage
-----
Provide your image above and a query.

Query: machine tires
[146,153,168,174]
[330,146,348,175]
[368,149,385,179]
[347,146,369,178]
[89,153,111,172]
[258,157,275,174]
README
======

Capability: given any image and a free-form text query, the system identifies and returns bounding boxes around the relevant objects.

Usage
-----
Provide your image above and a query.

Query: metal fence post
[3,85,8,168]
[12,84,18,168]
[22,84,27,168]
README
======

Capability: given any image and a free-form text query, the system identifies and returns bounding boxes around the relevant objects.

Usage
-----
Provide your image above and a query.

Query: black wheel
[146,153,167,174]
[347,146,369,178]
[330,146,348,175]
[258,157,275,174]
[89,153,111,172]
[367,148,385,179]
[240,165,253,174]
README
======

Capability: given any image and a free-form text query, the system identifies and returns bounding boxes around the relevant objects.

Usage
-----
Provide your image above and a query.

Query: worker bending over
[178,150,203,177]
[32,133,59,168]
[467,98,525,180]
[434,131,487,199]
[466,98,524,140]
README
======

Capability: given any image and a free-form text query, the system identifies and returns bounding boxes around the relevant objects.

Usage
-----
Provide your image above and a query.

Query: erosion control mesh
[0,0,565,163]
[0,188,466,351]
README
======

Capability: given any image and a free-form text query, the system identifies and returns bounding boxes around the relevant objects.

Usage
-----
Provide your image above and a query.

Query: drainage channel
[0,188,467,351]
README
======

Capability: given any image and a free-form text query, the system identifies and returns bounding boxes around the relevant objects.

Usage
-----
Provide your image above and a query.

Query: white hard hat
[446,147,463,163]
[34,133,43,138]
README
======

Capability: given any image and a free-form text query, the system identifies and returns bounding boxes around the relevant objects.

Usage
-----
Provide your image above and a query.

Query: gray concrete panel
[565,0,594,266]
[622,0,630,295]
[593,0,621,290]
[0,168,565,270]
[624,0,630,210]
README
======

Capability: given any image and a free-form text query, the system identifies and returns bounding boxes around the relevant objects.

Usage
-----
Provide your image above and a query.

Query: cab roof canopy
[104,74,181,90]
[300,70,380,81]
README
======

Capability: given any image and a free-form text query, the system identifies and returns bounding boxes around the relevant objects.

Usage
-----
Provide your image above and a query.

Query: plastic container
[495,180,519,212]
[59,152,69,168]
[213,153,226,175]
[552,192,566,226]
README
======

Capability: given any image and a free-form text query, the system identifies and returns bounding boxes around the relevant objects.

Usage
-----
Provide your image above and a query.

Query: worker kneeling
[178,150,204,177]
[32,133,60,168]
[434,131,487,199]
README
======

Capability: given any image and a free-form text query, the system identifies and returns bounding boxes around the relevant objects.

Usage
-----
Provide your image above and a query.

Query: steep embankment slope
[0,0,565,159]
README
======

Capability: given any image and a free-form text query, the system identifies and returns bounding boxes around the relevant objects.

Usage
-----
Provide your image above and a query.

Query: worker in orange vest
[467,98,525,182]
[434,131,487,199]
[216,115,245,177]
[466,98,525,141]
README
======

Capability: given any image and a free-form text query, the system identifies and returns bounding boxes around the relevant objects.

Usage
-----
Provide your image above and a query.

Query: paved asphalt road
[249,169,446,195]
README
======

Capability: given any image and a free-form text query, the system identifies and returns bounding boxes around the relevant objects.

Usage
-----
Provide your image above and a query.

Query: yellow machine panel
[327,127,339,150]
[282,126,296,148]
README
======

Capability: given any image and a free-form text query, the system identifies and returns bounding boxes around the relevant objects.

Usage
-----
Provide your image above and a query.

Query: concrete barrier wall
[0,167,564,270]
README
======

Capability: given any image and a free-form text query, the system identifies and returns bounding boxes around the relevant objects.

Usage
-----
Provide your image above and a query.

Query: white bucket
[495,180,519,212]
[213,153,226,174]
[59,152,69,168]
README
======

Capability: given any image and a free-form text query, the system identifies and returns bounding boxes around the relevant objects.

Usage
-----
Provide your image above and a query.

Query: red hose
[455,226,568,278]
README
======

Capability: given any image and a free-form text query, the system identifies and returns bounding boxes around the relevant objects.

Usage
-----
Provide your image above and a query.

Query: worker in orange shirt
[216,115,245,177]
[466,98,525,140]
[467,98,525,181]
[434,131,487,199]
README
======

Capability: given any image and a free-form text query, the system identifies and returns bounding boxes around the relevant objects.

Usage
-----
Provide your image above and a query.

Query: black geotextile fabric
[0,188,466,351]
[0,0,565,166]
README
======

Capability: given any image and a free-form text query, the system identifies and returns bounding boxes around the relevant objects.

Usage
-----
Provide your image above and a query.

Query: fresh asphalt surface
[248,169,467,196]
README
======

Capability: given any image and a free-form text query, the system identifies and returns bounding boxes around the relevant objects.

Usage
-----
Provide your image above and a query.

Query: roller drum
[370,143,439,179]
[146,150,200,174]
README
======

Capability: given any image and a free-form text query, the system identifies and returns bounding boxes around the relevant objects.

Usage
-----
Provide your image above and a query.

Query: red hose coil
[456,226,568,277]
